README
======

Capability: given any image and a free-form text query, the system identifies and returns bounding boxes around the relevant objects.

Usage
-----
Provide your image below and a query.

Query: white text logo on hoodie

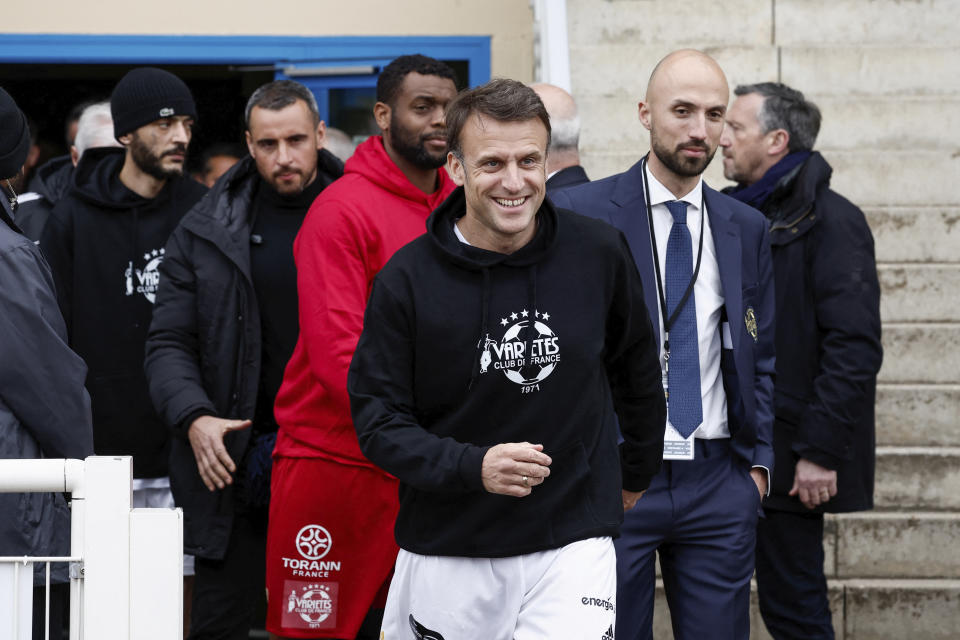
[124,247,164,303]
[479,308,560,394]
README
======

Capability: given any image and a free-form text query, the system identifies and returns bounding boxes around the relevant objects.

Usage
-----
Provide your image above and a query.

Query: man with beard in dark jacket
[40,67,207,595]
[145,80,343,640]
[721,82,882,640]
[0,86,93,640]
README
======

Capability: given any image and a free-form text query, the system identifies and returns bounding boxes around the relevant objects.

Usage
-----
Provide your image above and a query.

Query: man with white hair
[15,100,121,240]
[531,83,590,193]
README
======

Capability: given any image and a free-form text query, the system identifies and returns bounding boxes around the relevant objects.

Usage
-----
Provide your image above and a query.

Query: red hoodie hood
[345,136,454,209]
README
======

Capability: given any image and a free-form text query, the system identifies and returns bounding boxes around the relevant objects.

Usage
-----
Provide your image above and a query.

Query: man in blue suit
[552,49,775,640]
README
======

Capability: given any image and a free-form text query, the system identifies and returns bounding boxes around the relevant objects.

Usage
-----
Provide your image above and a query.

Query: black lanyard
[640,155,705,357]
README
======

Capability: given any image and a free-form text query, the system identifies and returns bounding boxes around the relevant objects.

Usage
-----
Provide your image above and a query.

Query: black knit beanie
[0,87,30,180]
[111,67,197,139]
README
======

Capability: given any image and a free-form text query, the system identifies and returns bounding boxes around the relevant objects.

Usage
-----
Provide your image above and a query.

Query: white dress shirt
[644,164,729,440]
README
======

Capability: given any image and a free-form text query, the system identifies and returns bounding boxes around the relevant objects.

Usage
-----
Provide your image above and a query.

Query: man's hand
[789,458,838,509]
[622,489,646,511]
[750,467,768,498]
[188,415,252,491]
[481,442,552,497]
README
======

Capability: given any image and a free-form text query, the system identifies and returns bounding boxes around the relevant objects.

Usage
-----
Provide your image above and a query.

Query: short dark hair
[201,142,246,171]
[734,82,821,152]
[245,80,320,128]
[445,79,551,160]
[376,54,457,106]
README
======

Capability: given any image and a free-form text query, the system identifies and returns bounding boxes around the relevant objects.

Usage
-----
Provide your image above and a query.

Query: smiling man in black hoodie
[348,79,665,640]
[40,67,206,568]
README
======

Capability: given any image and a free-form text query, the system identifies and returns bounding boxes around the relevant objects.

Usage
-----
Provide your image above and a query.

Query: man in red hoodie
[266,55,458,640]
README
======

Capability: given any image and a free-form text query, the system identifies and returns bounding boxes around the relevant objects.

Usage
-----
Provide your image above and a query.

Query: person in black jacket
[16,101,121,241]
[0,85,94,640]
[721,82,883,640]
[348,79,665,640]
[145,80,343,640]
[40,68,207,620]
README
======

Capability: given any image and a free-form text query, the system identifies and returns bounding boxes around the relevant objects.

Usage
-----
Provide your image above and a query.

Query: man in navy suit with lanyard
[552,49,775,640]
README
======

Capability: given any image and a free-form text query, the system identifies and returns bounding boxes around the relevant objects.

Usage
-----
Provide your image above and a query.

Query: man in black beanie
[40,67,207,622]
[0,86,94,640]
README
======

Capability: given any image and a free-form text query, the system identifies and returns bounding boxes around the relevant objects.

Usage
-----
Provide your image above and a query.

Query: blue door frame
[0,34,491,123]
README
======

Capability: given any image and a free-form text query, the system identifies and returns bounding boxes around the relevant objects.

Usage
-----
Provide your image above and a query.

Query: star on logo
[521,309,529,317]
[542,312,551,320]
[500,318,509,326]
[143,253,151,260]
[510,312,518,320]
[535,310,541,318]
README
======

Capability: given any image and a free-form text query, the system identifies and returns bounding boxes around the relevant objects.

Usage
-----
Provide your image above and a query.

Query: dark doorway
[0,63,273,175]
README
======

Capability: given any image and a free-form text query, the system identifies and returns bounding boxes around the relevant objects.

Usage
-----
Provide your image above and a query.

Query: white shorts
[381,537,616,640]
[132,477,195,576]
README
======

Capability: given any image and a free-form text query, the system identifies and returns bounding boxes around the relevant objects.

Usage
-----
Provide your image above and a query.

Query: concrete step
[567,0,771,48]
[781,46,960,97]
[876,384,960,447]
[654,511,960,580]
[878,323,960,385]
[866,207,960,264]
[830,512,960,579]
[813,97,960,151]
[775,0,960,47]
[879,264,960,323]
[823,150,960,207]
[843,579,960,640]
[650,578,960,639]
[874,447,960,511]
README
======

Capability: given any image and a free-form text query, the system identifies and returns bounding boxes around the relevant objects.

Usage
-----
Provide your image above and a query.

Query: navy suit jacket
[552,160,775,472]
[546,165,590,194]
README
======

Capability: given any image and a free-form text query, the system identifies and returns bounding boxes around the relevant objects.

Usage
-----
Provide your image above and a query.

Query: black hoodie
[15,154,74,240]
[348,188,666,558]
[41,146,207,478]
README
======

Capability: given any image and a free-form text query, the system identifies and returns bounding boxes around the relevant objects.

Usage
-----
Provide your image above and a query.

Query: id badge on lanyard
[640,155,702,462]
[662,338,695,460]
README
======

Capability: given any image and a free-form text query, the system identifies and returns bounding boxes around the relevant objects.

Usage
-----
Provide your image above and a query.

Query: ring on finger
[522,476,530,487]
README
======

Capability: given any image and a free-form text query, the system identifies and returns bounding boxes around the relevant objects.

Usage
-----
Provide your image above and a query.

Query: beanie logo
[159,107,174,117]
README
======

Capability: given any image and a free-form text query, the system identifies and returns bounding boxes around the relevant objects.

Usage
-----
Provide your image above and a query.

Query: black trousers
[188,505,268,640]
[755,508,834,640]
[32,582,68,640]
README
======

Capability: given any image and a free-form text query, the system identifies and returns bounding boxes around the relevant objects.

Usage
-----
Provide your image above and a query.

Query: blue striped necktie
[664,200,703,438]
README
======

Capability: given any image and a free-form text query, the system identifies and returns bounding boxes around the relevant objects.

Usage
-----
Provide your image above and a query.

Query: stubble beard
[388,114,447,171]
[650,129,716,179]
[129,134,186,181]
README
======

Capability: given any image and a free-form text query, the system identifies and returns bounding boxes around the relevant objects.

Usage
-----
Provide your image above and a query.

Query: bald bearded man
[552,50,775,640]
[530,83,589,193]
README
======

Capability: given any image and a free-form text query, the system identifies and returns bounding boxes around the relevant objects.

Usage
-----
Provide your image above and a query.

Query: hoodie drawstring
[521,264,538,380]
[468,267,492,390]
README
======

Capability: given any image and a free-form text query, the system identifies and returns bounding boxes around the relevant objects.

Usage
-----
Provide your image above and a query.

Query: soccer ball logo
[481,310,561,392]
[501,319,559,386]
[295,524,332,560]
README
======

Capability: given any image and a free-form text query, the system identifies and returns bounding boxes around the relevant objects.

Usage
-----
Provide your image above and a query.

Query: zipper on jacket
[770,206,813,233]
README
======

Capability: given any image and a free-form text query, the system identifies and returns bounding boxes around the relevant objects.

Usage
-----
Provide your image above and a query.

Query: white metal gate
[0,456,183,640]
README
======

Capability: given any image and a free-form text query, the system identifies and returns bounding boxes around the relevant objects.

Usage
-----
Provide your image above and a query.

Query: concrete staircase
[566,0,960,637]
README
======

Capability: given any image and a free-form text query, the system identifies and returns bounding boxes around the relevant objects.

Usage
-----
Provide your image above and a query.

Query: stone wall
[565,0,960,636]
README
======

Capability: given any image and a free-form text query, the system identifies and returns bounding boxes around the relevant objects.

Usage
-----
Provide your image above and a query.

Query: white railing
[0,456,183,640]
